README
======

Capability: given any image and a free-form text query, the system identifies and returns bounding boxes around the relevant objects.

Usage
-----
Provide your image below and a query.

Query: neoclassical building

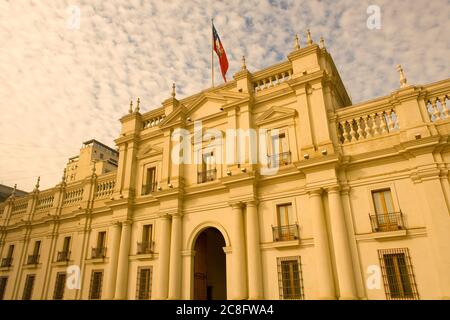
[1,34,449,300]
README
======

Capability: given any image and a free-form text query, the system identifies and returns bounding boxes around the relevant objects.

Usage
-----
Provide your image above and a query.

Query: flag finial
[172,83,176,98]
[306,29,313,45]
[128,100,133,114]
[294,34,300,50]
[61,168,66,183]
[396,64,408,88]
[136,98,140,113]
[35,176,40,190]
[320,36,325,48]
[241,56,247,70]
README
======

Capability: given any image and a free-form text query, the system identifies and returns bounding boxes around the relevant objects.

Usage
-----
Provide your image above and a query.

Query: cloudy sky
[0,0,449,192]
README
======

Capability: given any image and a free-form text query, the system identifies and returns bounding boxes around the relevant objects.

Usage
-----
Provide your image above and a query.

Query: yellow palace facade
[1,34,450,300]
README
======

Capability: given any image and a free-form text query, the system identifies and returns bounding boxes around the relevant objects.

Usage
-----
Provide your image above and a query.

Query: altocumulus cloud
[0,0,449,191]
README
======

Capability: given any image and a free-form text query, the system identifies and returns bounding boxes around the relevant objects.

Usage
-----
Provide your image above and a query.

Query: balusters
[431,99,441,121]
[349,120,357,142]
[356,117,364,139]
[364,115,372,138]
[252,69,293,93]
[386,110,395,132]
[441,96,449,119]
[339,108,399,144]
[379,112,388,134]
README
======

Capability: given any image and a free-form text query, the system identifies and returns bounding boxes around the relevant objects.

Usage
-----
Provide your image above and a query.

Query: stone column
[155,215,171,299]
[245,200,263,299]
[230,202,248,299]
[168,214,182,299]
[418,177,450,298]
[105,222,121,299]
[309,189,336,299]
[114,220,132,299]
[327,187,358,299]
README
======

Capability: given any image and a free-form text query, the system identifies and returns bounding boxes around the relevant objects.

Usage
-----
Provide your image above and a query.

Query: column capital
[245,199,259,207]
[228,201,244,209]
[326,185,341,194]
[307,188,323,196]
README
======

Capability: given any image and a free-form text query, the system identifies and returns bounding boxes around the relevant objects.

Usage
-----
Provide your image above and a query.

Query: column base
[315,296,337,300]
[338,296,360,300]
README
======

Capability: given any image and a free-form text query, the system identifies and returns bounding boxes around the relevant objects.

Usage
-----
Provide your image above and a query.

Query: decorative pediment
[186,90,248,117]
[137,144,163,159]
[158,105,187,129]
[255,106,297,126]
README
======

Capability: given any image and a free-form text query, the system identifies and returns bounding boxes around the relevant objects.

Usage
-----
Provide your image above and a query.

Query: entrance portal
[193,228,227,300]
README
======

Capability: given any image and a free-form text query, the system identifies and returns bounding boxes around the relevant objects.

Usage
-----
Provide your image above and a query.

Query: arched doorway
[193,227,227,300]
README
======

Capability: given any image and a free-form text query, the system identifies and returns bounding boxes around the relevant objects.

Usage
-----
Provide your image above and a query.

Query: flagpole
[211,18,214,88]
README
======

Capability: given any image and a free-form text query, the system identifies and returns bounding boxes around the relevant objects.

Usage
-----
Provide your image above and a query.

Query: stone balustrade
[62,187,84,206]
[337,106,399,144]
[1,172,118,226]
[35,192,54,211]
[94,175,116,199]
[425,94,449,122]
[142,112,166,129]
[10,197,28,216]
[253,64,293,93]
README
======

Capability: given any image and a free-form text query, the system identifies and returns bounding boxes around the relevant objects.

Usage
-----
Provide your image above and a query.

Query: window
[138,225,153,254]
[1,245,14,267]
[273,204,298,241]
[378,248,419,300]
[22,274,36,300]
[277,256,304,299]
[53,272,66,300]
[92,232,106,258]
[89,270,103,300]
[142,167,156,195]
[269,131,291,167]
[97,231,106,248]
[198,152,216,183]
[136,267,152,300]
[28,241,41,264]
[57,236,71,261]
[371,189,403,231]
[0,277,7,300]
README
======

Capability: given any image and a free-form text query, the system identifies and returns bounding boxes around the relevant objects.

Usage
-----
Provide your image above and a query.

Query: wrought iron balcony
[141,183,157,196]
[369,212,405,232]
[197,168,217,184]
[268,152,291,168]
[1,257,12,268]
[27,254,40,265]
[91,247,106,259]
[272,224,299,242]
[56,250,71,262]
[137,241,155,255]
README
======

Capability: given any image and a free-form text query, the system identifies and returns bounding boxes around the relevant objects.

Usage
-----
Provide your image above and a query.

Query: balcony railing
[369,212,405,232]
[141,183,157,196]
[268,152,291,168]
[1,257,12,268]
[27,254,40,265]
[56,251,71,262]
[272,224,299,242]
[91,247,106,259]
[197,168,217,184]
[137,241,155,255]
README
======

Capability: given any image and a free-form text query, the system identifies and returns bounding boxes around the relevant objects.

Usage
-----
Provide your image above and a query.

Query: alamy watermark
[171,120,282,175]
[366,5,381,30]
[66,5,81,30]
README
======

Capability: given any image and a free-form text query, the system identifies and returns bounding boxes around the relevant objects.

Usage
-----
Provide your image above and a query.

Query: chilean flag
[212,23,229,82]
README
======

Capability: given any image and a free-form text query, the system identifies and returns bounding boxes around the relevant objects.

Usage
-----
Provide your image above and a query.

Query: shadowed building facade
[1,33,450,300]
